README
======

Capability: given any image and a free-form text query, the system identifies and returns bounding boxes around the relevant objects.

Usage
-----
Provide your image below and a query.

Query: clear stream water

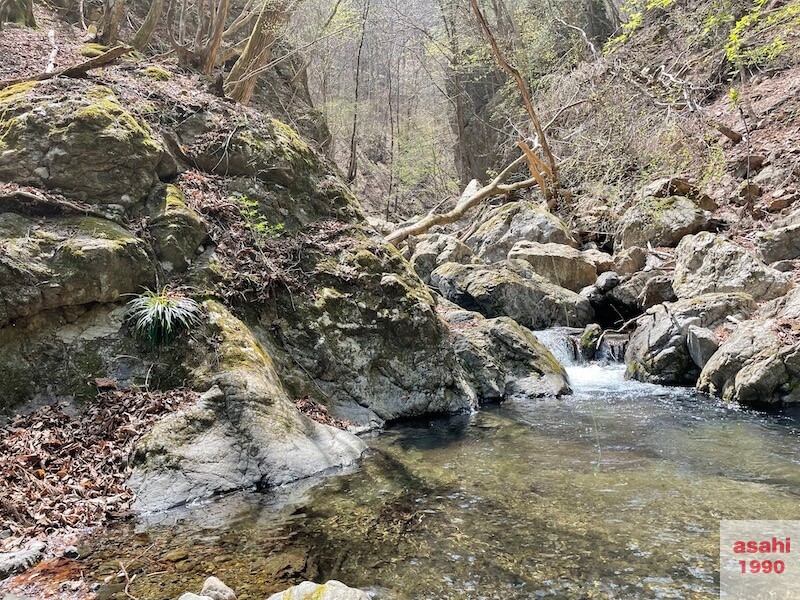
[84,330,800,599]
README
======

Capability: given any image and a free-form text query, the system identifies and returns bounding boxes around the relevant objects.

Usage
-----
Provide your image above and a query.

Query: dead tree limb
[470,0,558,195]
[0,46,134,88]
[385,154,536,247]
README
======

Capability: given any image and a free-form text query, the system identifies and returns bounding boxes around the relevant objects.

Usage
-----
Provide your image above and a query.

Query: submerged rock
[698,289,800,406]
[431,260,594,330]
[266,580,370,600]
[508,241,597,291]
[673,232,793,302]
[464,201,577,262]
[439,302,570,401]
[625,293,756,385]
[614,195,714,252]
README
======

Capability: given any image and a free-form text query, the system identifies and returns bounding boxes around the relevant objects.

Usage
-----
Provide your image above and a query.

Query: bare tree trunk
[201,0,232,73]
[0,0,36,27]
[224,0,290,105]
[470,0,558,196]
[346,0,371,183]
[132,0,165,50]
[101,0,126,43]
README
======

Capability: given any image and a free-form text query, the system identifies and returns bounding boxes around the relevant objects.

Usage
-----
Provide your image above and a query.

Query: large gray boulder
[430,260,594,330]
[698,289,800,406]
[438,303,570,401]
[756,221,800,264]
[673,232,793,302]
[0,81,162,207]
[615,196,714,252]
[508,241,597,291]
[0,212,157,328]
[464,201,577,262]
[625,293,756,385]
[266,581,370,600]
[128,301,367,512]
[408,232,476,284]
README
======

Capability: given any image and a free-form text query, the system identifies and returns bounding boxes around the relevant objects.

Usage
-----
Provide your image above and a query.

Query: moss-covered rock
[408,232,477,284]
[614,196,714,252]
[438,301,570,402]
[0,213,157,326]
[464,201,578,262]
[148,184,207,272]
[430,260,594,330]
[0,80,162,207]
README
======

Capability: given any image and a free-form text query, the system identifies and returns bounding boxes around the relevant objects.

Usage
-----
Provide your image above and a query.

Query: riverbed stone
[673,232,793,301]
[0,542,46,580]
[508,241,597,291]
[266,580,370,600]
[438,303,570,401]
[431,260,594,330]
[614,196,714,252]
[698,288,800,405]
[0,81,162,206]
[464,201,578,262]
[408,232,476,283]
[128,301,367,512]
[200,576,236,600]
[626,293,756,385]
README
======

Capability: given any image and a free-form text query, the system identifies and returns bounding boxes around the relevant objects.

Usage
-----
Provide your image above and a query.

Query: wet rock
[673,232,793,302]
[128,301,367,512]
[408,233,476,284]
[625,293,756,385]
[0,213,157,327]
[62,546,80,560]
[686,326,719,369]
[200,576,236,600]
[464,201,578,262]
[615,246,648,276]
[431,260,594,330]
[579,323,603,360]
[508,241,597,291]
[0,81,161,207]
[614,196,715,252]
[698,288,800,406]
[0,541,46,580]
[266,580,370,600]
[148,184,207,272]
[438,303,570,401]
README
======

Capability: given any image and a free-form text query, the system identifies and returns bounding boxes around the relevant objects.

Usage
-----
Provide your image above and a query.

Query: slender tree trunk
[101,0,126,43]
[132,0,165,50]
[224,0,290,105]
[201,0,232,73]
[346,0,371,183]
[0,0,36,27]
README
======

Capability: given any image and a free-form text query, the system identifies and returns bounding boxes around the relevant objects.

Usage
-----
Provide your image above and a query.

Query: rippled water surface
[85,343,800,599]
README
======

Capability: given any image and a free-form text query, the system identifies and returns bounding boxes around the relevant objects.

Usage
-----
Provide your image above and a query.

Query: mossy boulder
[464,201,578,262]
[673,232,794,302]
[625,293,756,385]
[148,184,207,272]
[0,213,157,326]
[0,81,162,207]
[614,196,714,252]
[508,240,597,291]
[430,260,594,330]
[129,301,367,511]
[698,288,800,406]
[438,301,570,402]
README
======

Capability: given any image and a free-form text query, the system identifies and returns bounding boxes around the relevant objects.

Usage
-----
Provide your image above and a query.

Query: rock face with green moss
[430,260,594,330]
[0,81,162,208]
[464,201,578,262]
[625,293,756,385]
[673,232,794,301]
[129,301,367,512]
[614,196,714,252]
[438,301,571,401]
[147,184,208,272]
[698,288,800,406]
[0,213,157,327]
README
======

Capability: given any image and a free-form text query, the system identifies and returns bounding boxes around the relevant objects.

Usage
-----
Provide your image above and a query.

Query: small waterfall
[533,328,581,366]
